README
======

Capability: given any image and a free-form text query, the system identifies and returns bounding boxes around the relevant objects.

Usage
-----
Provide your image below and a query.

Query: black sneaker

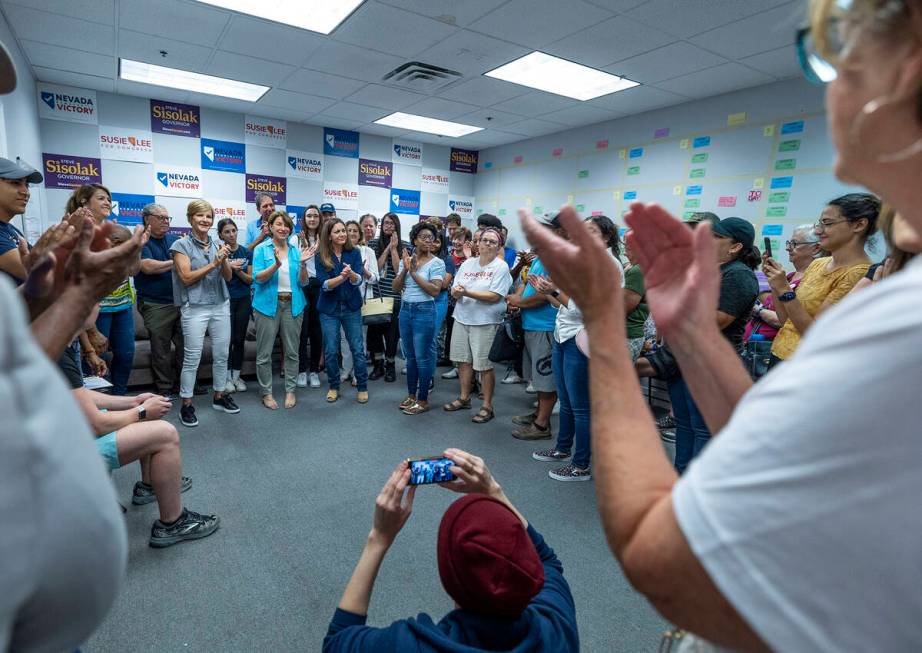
[532,448,571,462]
[180,404,198,427]
[549,464,591,482]
[656,414,677,430]
[149,508,220,548]
[132,477,193,505]
[212,394,240,414]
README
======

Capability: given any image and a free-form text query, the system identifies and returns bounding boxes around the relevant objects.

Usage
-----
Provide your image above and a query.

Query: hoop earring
[849,94,922,163]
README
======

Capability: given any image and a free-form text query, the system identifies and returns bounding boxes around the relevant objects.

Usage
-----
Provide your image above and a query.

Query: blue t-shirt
[397,256,446,303]
[521,258,558,332]
[225,245,252,299]
[135,233,178,304]
[504,246,517,269]
[438,254,455,299]
[0,221,26,283]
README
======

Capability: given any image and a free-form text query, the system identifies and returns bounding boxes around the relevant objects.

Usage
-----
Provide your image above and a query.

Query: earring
[849,94,922,163]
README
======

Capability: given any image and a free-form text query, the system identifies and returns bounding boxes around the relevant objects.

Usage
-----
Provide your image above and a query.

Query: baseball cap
[0,157,42,184]
[712,217,755,248]
[686,212,719,227]
[319,203,336,213]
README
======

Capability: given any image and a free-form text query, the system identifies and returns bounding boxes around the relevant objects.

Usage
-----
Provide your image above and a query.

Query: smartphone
[407,457,455,486]
[763,236,773,260]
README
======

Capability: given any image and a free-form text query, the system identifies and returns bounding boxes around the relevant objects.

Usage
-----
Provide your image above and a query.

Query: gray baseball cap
[0,157,42,184]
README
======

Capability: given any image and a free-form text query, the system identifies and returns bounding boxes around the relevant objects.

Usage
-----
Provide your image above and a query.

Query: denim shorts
[95,432,121,472]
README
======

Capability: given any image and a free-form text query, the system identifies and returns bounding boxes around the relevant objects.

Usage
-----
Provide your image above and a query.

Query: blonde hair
[186,199,214,221]
[267,210,294,234]
[810,0,918,62]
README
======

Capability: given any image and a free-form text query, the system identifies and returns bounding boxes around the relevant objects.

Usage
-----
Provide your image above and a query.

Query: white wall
[474,78,867,260]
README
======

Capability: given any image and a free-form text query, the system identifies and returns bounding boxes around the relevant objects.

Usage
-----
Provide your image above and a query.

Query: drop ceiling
[1,0,806,149]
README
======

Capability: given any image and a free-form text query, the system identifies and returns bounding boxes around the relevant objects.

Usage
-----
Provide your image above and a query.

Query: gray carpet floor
[88,369,667,652]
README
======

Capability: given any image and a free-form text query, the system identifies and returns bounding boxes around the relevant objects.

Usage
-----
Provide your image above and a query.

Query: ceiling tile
[20,39,115,78]
[688,2,803,59]
[466,129,529,146]
[332,2,458,59]
[739,45,801,80]
[437,77,530,106]
[4,0,115,24]
[503,118,568,137]
[490,91,578,118]
[606,41,727,84]
[219,15,325,66]
[359,123,410,138]
[186,94,254,114]
[118,0,229,46]
[116,79,188,104]
[625,0,794,38]
[588,84,687,112]
[304,42,406,84]
[402,96,480,120]
[304,115,364,131]
[343,84,427,111]
[279,69,367,100]
[253,107,313,123]
[545,16,675,69]
[375,0,508,27]
[206,51,295,86]
[468,0,613,49]
[583,0,649,10]
[413,30,530,78]
[539,104,624,127]
[118,29,214,72]
[33,66,115,92]
[5,5,114,55]
[257,89,336,114]
[455,108,532,129]
[654,62,773,98]
[320,102,389,122]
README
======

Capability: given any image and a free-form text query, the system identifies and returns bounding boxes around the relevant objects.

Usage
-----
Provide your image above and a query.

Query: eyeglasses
[796,26,840,84]
[480,239,500,246]
[813,218,848,231]
[417,234,434,242]
[785,239,816,249]
[152,215,171,222]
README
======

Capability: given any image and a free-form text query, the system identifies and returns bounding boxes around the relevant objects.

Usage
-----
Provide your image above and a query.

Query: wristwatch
[550,290,560,299]
[778,291,797,303]
[137,405,147,422]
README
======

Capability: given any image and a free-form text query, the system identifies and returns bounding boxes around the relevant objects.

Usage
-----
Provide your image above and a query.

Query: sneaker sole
[549,471,591,482]
[512,431,552,440]
[532,453,571,462]
[212,405,240,414]
[180,419,199,427]
[149,519,220,548]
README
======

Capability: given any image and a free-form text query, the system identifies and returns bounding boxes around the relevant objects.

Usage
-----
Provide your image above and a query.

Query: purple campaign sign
[450,148,478,174]
[150,99,201,137]
[245,174,286,204]
[42,153,102,189]
[358,158,392,188]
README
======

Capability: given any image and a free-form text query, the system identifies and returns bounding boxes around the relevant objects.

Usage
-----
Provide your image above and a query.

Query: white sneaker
[441,368,458,379]
[501,369,523,384]
[309,372,321,388]
[525,382,536,394]
[296,372,308,388]
[401,366,407,375]
[224,380,236,394]
[234,377,247,392]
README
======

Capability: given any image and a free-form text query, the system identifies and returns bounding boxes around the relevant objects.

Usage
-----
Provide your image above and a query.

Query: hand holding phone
[407,457,456,485]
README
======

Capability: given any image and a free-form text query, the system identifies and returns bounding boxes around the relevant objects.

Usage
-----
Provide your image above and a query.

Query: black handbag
[740,338,773,380]
[643,342,681,382]
[488,312,524,364]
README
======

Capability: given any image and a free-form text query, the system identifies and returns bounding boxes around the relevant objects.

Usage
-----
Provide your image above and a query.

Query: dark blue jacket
[322,525,578,653]
[315,248,364,315]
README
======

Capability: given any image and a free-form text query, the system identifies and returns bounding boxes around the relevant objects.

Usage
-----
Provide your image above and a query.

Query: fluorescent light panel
[374,112,483,138]
[485,51,638,101]
[195,0,365,34]
[119,59,269,102]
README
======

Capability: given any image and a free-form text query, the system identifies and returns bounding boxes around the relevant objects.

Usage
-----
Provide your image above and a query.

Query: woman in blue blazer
[315,218,370,403]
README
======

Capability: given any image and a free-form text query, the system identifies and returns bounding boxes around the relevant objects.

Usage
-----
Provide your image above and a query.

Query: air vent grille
[381,62,462,92]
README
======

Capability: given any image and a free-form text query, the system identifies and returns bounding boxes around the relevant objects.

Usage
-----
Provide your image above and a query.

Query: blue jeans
[552,337,591,469]
[399,301,436,401]
[320,305,367,391]
[95,307,135,395]
[430,293,449,365]
[668,377,711,474]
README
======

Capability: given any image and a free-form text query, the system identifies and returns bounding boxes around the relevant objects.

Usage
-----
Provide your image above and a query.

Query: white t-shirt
[358,244,379,299]
[277,255,291,293]
[452,256,513,326]
[555,254,624,343]
[673,254,922,652]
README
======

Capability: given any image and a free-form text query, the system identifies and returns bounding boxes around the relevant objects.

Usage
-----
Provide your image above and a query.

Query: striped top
[367,238,410,300]
[99,279,134,313]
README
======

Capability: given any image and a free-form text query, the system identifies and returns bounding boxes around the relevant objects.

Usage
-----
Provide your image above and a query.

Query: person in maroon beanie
[323,448,578,652]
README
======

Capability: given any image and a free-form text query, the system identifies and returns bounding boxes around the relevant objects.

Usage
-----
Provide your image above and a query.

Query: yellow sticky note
[566,194,574,205]
[680,139,690,149]
[525,196,533,206]
[490,200,498,208]
[727,111,747,126]
[673,185,682,196]
[612,191,620,201]
[753,178,764,189]
[618,149,626,159]
[763,124,775,137]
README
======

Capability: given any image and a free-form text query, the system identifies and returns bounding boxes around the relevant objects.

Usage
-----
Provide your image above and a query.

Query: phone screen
[763,236,773,260]
[408,457,455,486]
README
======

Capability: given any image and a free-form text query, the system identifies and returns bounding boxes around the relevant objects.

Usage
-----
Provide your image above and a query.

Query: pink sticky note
[748,190,763,202]
[552,147,563,157]
[718,196,737,207]
[591,210,603,216]
[513,155,523,164]
[596,140,608,149]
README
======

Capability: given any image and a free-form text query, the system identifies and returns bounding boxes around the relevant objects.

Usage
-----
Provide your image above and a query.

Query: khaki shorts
[523,330,556,393]
[450,322,500,372]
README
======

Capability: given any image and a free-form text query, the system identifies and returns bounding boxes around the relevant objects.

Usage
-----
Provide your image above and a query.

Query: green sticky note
[533,206,543,213]
[766,206,788,217]
[775,159,797,170]
[627,166,640,176]
[578,170,589,178]
[768,192,790,203]
[689,168,706,179]
[683,212,695,220]
[691,153,709,163]
[684,198,701,208]
[779,139,801,152]
[575,204,585,212]
[498,208,507,216]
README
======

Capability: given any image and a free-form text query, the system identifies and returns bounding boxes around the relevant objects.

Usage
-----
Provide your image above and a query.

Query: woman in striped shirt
[366,212,409,383]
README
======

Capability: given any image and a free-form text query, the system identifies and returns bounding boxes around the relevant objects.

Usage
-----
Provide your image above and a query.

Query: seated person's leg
[110,422,183,523]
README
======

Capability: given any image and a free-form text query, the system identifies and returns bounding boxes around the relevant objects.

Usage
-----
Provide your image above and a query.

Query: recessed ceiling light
[194,0,366,34]
[119,59,269,102]
[374,112,483,138]
[484,51,638,101]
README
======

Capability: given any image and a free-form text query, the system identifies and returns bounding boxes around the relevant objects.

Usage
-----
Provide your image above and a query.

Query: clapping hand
[370,460,417,546]
[462,241,473,258]
[409,252,419,274]
[340,263,353,279]
[215,244,230,262]
[450,283,466,300]
[300,243,317,263]
[401,248,412,272]
[527,274,556,295]
[229,258,246,270]
[272,247,282,267]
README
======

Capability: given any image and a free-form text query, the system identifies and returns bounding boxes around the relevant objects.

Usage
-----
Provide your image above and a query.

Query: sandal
[402,402,429,415]
[399,396,417,409]
[262,395,278,410]
[472,407,494,423]
[326,389,339,403]
[443,397,471,412]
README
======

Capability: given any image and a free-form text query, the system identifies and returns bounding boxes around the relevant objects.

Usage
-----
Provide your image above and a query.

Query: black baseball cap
[686,211,719,227]
[320,203,336,213]
[0,157,42,184]
[712,217,755,248]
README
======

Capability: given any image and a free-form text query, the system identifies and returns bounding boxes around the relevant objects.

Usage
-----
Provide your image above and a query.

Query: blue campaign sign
[762,224,784,236]
[781,120,805,135]
[201,138,245,173]
[628,147,643,159]
[286,205,307,232]
[693,136,711,148]
[686,185,703,196]
[390,188,421,215]
[770,176,794,189]
[111,192,156,226]
[323,127,359,158]
[624,191,637,200]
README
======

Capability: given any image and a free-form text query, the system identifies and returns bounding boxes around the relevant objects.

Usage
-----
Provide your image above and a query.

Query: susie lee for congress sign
[98,126,153,163]
[245,116,287,147]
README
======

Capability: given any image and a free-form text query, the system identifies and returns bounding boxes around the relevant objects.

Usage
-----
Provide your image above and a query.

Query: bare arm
[462,289,503,303]
[623,289,642,315]
[755,307,782,329]
[0,248,27,282]
[172,252,219,286]
[139,258,173,274]
[73,387,142,434]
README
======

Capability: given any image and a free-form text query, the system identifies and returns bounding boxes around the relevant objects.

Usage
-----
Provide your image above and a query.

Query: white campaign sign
[447,194,475,220]
[98,126,154,163]
[212,200,248,232]
[245,115,287,148]
[322,181,359,211]
[286,149,323,181]
[392,139,423,166]
[154,165,203,198]
[38,82,97,124]
[420,168,449,193]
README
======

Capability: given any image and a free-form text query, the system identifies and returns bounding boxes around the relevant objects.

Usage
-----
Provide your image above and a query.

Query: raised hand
[462,241,473,258]
[20,221,75,273]
[272,247,281,267]
[528,274,556,295]
[762,256,790,294]
[60,218,145,303]
[371,461,417,545]
[300,243,317,262]
[408,252,419,273]
[440,448,501,496]
[215,244,230,262]
[401,248,412,272]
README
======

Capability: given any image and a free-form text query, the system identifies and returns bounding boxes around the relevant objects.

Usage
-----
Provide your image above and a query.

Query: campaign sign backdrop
[212,200,248,232]
[420,168,449,193]
[390,188,421,215]
[98,126,153,163]
[323,127,360,159]
[43,153,102,190]
[245,174,286,204]
[358,158,392,189]
[286,150,323,181]
[322,182,359,210]
[450,148,478,174]
[155,165,202,198]
[447,195,475,220]
[286,205,308,232]
[150,99,201,137]
[111,192,156,226]
[392,140,423,166]
[201,138,246,173]
[37,83,97,124]
[245,115,287,148]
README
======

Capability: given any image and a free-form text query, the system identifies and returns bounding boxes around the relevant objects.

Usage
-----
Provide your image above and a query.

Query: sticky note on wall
[727,112,746,126]
[763,125,775,137]
[679,139,690,149]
